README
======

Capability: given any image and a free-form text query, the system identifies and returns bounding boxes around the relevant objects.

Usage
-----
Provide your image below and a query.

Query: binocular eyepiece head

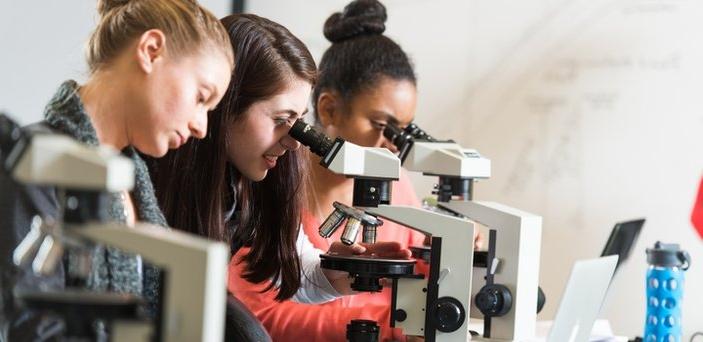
[382,122,434,162]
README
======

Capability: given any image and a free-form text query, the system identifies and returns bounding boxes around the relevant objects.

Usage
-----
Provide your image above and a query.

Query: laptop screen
[600,218,645,272]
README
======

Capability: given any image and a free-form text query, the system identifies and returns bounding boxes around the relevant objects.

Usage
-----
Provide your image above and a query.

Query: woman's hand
[473,229,485,250]
[322,241,412,295]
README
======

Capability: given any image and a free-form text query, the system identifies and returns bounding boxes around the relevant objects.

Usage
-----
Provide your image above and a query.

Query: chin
[245,169,268,182]
[136,140,168,158]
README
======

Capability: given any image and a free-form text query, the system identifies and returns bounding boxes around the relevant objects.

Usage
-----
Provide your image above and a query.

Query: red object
[692,176,703,239]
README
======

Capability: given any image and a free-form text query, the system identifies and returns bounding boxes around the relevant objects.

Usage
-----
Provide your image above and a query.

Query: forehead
[179,51,232,88]
[258,77,312,111]
[349,78,417,124]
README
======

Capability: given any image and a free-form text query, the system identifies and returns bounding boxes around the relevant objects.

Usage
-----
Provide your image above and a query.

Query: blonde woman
[0,0,233,339]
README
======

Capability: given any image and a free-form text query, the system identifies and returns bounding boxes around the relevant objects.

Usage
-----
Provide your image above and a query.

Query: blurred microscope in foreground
[0,113,229,342]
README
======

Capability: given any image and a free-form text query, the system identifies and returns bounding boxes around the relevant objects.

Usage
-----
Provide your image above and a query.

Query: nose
[280,134,302,151]
[188,110,208,139]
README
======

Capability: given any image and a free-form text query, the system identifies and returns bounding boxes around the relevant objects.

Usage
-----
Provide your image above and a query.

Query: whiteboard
[445,1,703,339]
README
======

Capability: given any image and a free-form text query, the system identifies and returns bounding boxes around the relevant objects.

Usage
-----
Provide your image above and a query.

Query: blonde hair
[87,0,233,73]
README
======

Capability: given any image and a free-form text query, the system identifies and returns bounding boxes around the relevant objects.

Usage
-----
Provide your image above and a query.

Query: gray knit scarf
[43,80,167,316]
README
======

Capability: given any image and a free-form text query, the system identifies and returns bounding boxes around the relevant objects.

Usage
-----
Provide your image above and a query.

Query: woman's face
[131,50,232,157]
[322,78,417,150]
[227,77,312,181]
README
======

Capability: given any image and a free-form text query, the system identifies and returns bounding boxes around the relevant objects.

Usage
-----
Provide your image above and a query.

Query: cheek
[166,84,194,121]
[367,131,385,148]
[128,94,166,141]
[228,117,273,162]
[154,72,195,124]
[341,119,383,147]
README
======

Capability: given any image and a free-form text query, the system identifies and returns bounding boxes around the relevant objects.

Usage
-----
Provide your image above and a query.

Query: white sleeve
[290,227,343,304]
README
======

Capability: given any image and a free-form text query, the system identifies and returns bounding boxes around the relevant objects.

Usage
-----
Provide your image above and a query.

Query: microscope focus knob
[475,284,513,317]
[431,297,466,333]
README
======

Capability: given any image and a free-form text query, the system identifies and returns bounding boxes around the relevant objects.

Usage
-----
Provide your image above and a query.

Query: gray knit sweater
[44,80,167,309]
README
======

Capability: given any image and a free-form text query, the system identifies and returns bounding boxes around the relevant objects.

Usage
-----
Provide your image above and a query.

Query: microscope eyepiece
[383,122,415,163]
[404,123,434,142]
[289,119,335,157]
[382,122,411,149]
[382,122,436,148]
[383,122,438,163]
[289,119,346,168]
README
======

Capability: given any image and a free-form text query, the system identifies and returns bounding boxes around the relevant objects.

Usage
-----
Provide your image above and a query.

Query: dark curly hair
[313,0,416,120]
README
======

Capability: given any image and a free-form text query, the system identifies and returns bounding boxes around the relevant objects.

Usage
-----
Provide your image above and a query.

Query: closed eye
[371,120,387,130]
[274,116,293,126]
[198,90,212,106]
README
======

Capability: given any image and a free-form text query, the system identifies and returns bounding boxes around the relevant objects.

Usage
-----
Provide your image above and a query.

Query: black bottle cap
[646,241,690,270]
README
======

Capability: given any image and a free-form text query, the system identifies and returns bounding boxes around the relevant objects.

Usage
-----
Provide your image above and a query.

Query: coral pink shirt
[228,170,426,341]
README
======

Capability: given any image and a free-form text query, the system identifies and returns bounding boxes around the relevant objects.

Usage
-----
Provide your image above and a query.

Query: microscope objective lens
[362,225,377,244]
[341,217,362,245]
[319,209,346,238]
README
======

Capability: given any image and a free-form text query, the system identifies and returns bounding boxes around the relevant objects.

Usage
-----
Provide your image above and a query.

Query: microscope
[382,122,543,341]
[0,114,229,342]
[290,120,476,342]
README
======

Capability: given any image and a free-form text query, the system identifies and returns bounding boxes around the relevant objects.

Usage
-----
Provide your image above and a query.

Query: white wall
[0,0,230,124]
[248,0,703,339]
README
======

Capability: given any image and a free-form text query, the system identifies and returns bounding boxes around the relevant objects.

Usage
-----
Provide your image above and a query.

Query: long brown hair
[147,14,317,300]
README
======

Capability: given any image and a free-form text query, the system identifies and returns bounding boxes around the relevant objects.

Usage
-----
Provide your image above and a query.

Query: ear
[135,29,167,74]
[316,91,340,128]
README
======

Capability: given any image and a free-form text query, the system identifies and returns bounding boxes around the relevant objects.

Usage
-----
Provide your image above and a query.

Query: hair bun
[323,0,387,43]
[97,0,133,17]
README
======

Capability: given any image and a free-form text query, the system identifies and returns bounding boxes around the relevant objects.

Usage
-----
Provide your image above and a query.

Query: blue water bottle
[644,241,691,342]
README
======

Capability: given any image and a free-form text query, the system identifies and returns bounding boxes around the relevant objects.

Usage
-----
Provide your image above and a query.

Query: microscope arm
[439,200,542,341]
[71,222,229,342]
[363,205,474,342]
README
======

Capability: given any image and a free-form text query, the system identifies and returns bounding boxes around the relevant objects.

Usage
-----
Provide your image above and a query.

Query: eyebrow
[275,108,309,118]
[370,110,400,126]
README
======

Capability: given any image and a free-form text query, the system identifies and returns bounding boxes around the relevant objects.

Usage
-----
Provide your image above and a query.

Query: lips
[175,131,186,147]
[263,155,278,169]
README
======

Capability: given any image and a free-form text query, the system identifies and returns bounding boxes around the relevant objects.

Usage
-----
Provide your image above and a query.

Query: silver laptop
[545,255,619,342]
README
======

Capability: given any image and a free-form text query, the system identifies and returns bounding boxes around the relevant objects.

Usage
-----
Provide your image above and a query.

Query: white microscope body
[386,123,543,341]
[290,121,475,342]
[2,116,229,342]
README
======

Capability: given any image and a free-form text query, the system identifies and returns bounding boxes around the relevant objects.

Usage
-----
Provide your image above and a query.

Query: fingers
[328,241,413,259]
[361,241,412,259]
[350,243,366,254]
[474,230,485,250]
[328,241,366,255]
[360,241,402,253]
